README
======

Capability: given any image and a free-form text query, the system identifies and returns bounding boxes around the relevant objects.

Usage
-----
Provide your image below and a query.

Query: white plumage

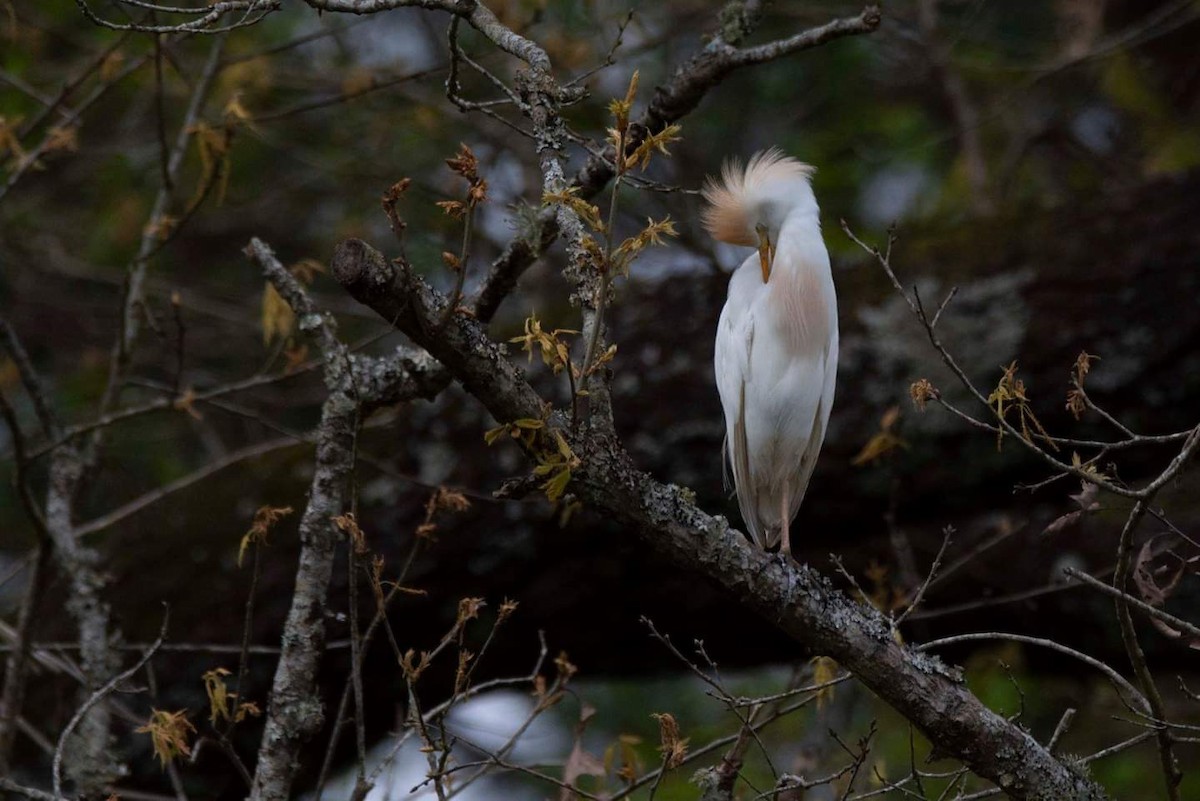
[703,150,838,555]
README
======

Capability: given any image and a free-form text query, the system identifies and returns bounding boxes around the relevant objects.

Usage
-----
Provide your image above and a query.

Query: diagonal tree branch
[333,236,1108,800]
[0,317,61,437]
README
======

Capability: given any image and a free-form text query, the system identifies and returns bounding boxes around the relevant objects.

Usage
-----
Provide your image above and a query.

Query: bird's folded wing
[786,341,837,523]
[715,300,764,544]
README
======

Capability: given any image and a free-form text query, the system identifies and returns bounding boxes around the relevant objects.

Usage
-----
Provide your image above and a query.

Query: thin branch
[0,316,61,436]
[244,238,341,360]
[728,5,882,66]
[0,778,61,801]
[840,221,1177,499]
[72,437,305,538]
[99,32,228,422]
[1110,500,1183,797]
[1065,566,1200,644]
[53,610,169,799]
[0,390,51,538]
[893,525,953,627]
[0,541,50,772]
[249,66,441,124]
[73,0,279,33]
[304,0,551,70]
[918,632,1148,714]
[26,365,320,460]
[1047,708,1076,752]
[1,42,150,204]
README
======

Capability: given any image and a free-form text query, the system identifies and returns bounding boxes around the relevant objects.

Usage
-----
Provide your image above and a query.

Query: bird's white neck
[771,209,824,276]
[765,208,834,357]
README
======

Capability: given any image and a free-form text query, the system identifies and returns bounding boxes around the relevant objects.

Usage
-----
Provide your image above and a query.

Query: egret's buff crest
[701,149,816,246]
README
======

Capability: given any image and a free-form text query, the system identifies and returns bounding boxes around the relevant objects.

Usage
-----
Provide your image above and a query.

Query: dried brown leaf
[1073,351,1099,384]
[457,596,486,626]
[497,598,519,621]
[554,650,578,683]
[333,512,368,555]
[560,703,605,801]
[290,257,325,284]
[238,505,292,567]
[1042,510,1084,537]
[445,142,480,181]
[607,70,638,132]
[400,649,431,681]
[1132,537,1200,649]
[543,187,605,232]
[625,123,682,171]
[202,667,233,724]
[650,712,688,769]
[436,199,467,219]
[1133,536,1183,608]
[1066,387,1087,420]
[989,361,1058,452]
[1043,481,1102,536]
[136,709,195,768]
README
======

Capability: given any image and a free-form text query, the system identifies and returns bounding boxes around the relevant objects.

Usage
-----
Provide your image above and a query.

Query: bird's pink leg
[780,487,792,558]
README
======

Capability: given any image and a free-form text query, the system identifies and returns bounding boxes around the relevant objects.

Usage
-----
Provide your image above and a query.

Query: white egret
[704,150,838,556]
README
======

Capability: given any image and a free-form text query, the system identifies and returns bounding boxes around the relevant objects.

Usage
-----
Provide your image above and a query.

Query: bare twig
[0,541,50,772]
[1110,501,1183,798]
[893,525,954,627]
[918,632,1148,714]
[0,778,61,801]
[0,317,60,436]
[1047,708,1077,752]
[842,221,1197,499]
[1065,566,1200,644]
[53,610,169,798]
[73,437,305,538]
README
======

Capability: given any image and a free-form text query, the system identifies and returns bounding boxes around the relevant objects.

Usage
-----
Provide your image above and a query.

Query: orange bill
[756,225,772,283]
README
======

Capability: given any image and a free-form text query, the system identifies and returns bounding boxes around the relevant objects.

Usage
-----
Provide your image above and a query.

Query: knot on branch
[332,238,394,292]
[863,4,883,29]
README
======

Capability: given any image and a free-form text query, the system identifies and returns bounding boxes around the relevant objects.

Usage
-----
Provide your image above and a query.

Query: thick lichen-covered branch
[334,234,1105,798]
[244,238,447,801]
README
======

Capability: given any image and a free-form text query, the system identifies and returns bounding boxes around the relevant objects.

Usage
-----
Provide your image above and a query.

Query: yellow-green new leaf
[261,283,294,345]
[543,468,571,502]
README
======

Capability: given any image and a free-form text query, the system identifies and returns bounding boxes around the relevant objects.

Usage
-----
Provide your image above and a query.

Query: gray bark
[46,449,120,794]
[248,390,357,801]
[246,239,448,801]
[333,237,1108,800]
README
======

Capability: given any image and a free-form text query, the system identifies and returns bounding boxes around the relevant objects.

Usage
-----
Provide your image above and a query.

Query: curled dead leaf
[650,712,688,769]
[1132,535,1199,650]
